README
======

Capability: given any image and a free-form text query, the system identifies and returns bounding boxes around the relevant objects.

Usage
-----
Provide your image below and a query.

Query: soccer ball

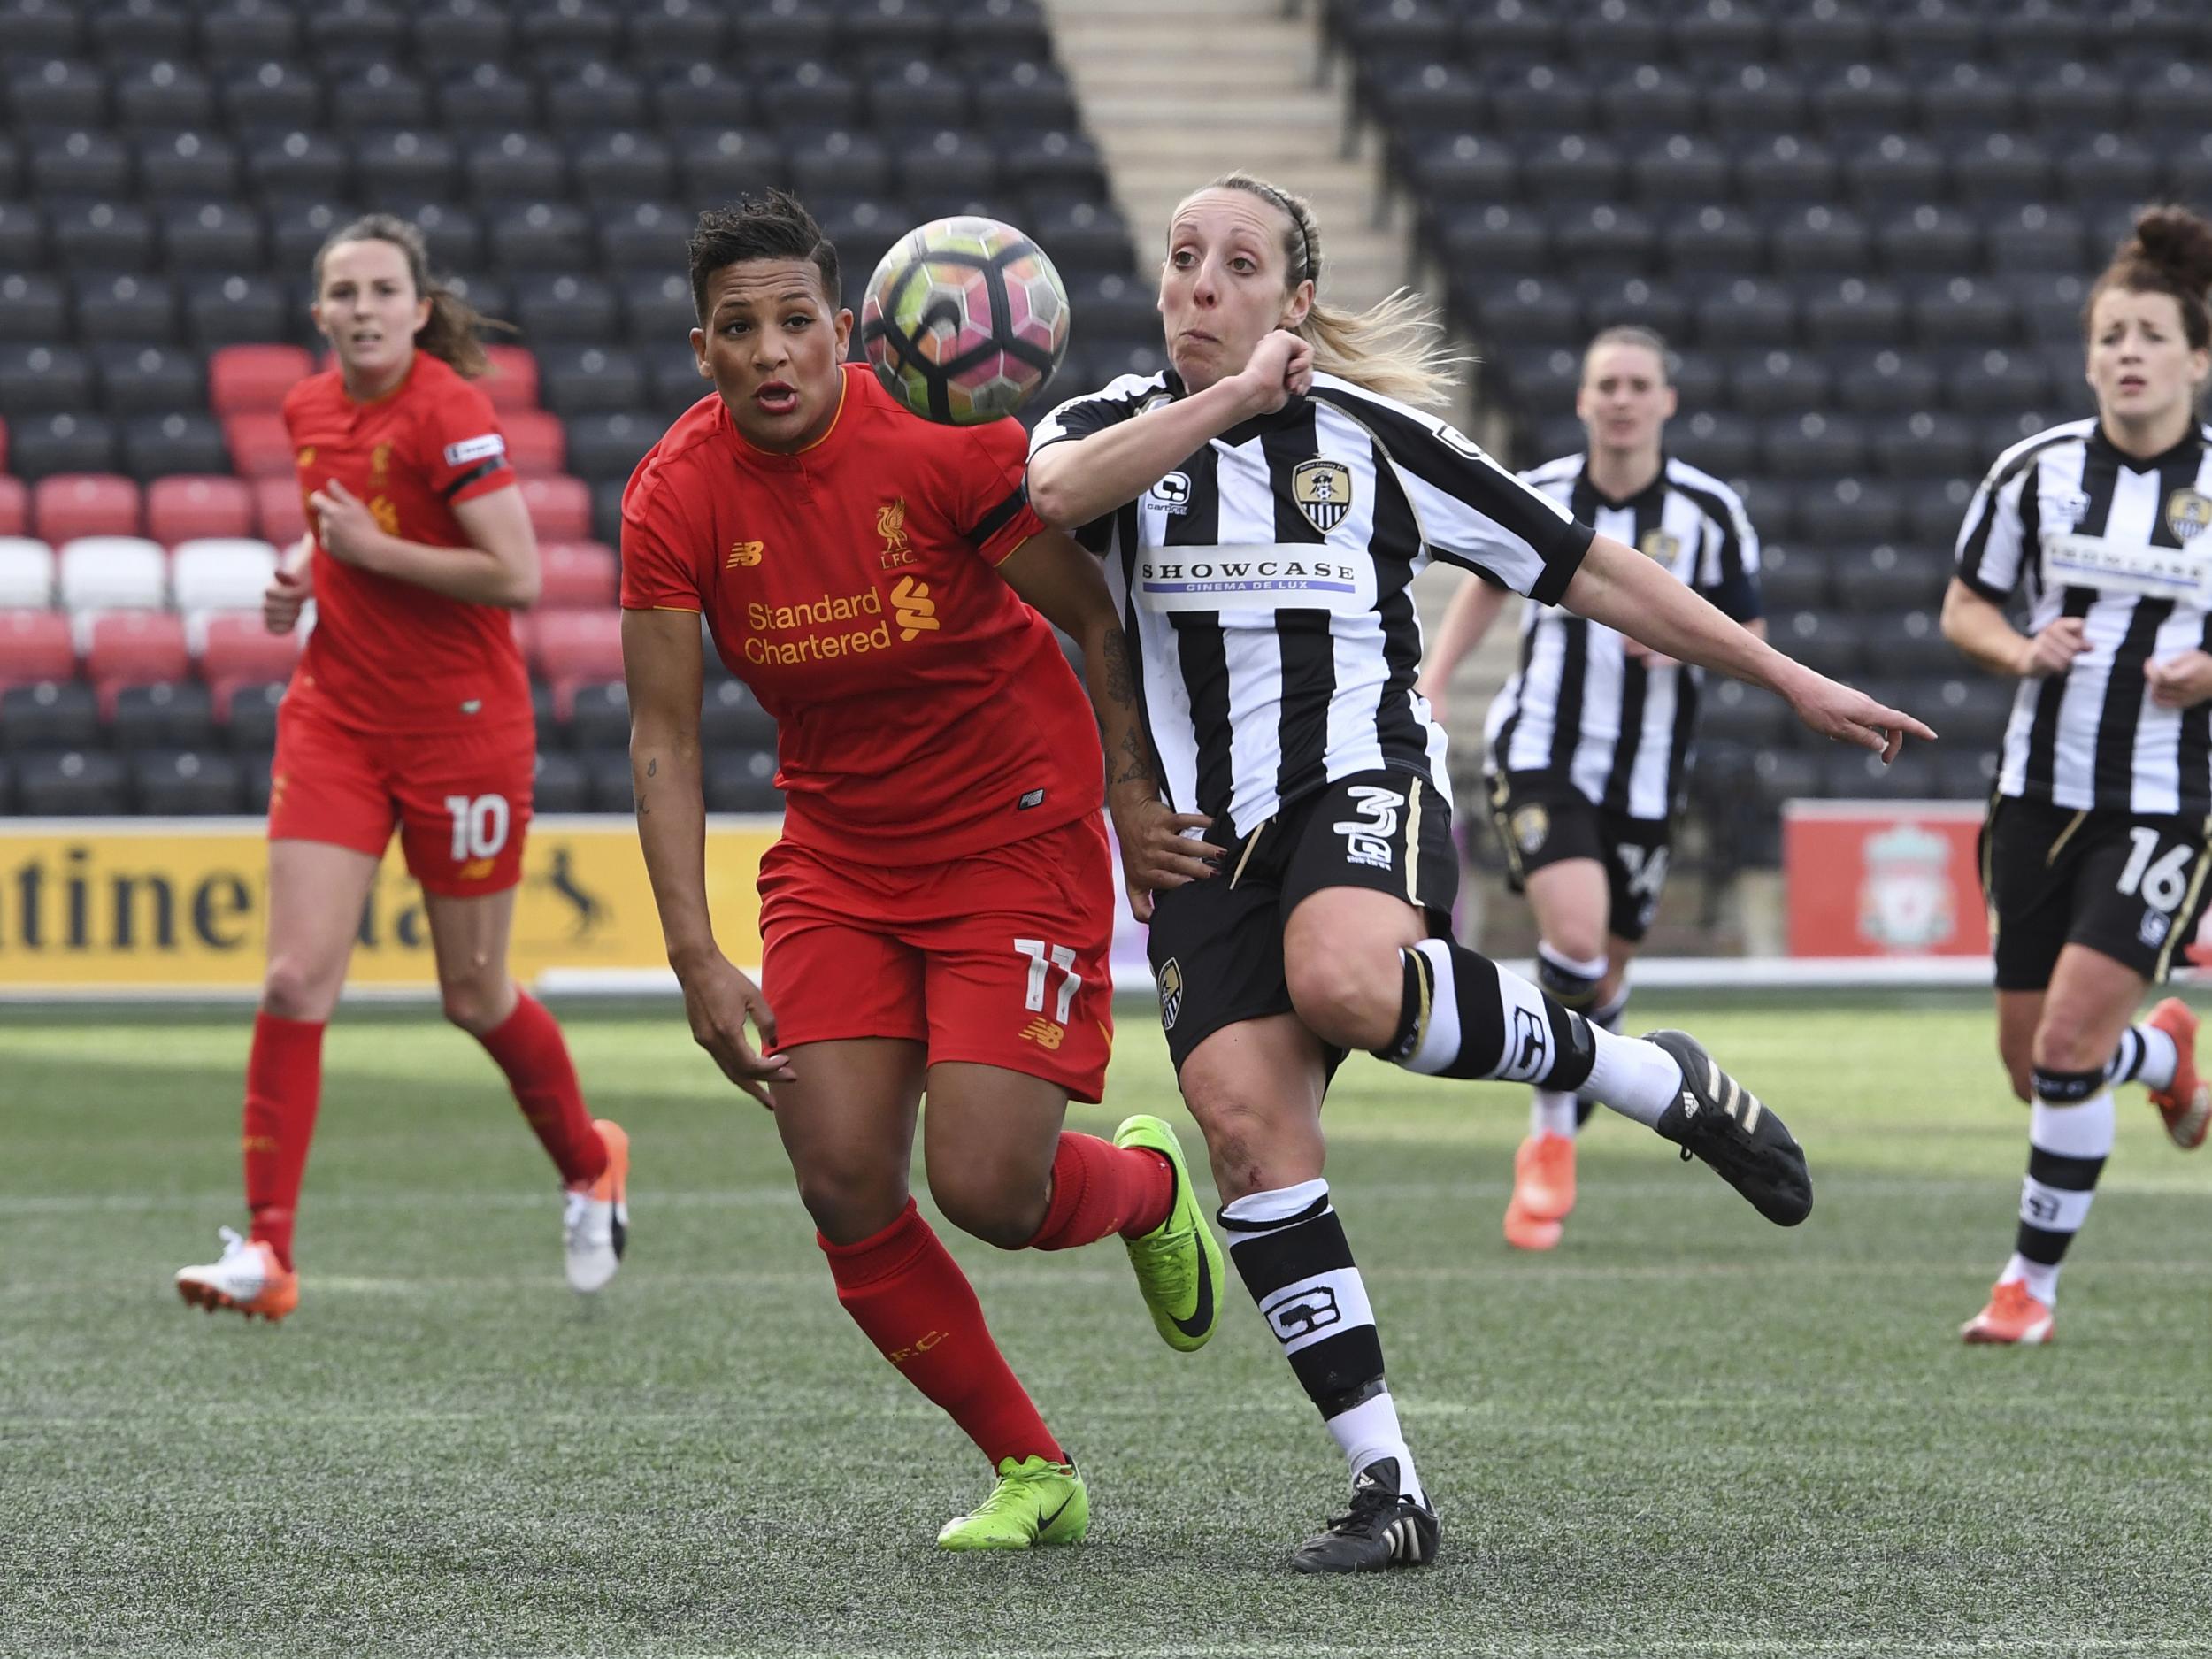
[860,216,1071,425]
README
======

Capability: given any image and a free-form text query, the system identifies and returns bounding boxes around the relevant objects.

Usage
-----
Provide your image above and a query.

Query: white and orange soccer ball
[860,215,1071,426]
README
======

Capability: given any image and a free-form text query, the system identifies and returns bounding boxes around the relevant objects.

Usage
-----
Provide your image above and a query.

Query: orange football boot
[1960,1279,2055,1346]
[2144,998,2210,1150]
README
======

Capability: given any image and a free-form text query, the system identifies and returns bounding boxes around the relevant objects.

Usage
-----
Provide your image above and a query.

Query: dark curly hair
[687,190,841,323]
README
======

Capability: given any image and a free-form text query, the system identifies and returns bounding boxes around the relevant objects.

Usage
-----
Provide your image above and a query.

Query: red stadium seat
[526,608,624,717]
[0,609,76,690]
[253,477,308,547]
[87,611,190,713]
[147,476,255,547]
[0,474,25,537]
[223,411,296,479]
[209,344,315,417]
[34,473,141,543]
[201,611,302,714]
[480,346,540,411]
[536,541,618,609]
[518,474,591,541]
[503,408,566,477]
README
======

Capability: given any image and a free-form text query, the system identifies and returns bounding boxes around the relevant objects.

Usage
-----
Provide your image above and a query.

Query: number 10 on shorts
[1015,937,1082,1022]
[444,794,511,863]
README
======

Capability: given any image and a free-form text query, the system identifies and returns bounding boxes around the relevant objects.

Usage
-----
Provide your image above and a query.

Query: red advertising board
[1784,800,1991,957]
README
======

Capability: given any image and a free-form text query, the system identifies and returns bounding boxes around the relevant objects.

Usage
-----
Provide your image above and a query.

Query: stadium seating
[1325,0,2209,856]
[0,0,1133,814]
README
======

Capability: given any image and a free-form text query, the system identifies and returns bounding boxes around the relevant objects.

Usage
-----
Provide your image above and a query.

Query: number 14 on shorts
[1015,938,1082,1047]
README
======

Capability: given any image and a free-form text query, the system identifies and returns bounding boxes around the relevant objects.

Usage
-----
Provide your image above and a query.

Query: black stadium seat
[0,0,1149,828]
[17,749,127,815]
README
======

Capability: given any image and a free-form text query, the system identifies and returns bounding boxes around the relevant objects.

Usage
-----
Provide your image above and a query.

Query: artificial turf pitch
[6,997,2210,1658]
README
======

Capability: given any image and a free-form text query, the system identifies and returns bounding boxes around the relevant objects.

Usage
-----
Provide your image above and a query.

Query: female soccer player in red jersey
[621,194,1222,1552]
[174,216,627,1324]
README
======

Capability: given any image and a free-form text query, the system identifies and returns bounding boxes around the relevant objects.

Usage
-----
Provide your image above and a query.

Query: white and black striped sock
[2002,1069,2116,1308]
[1218,1179,1423,1506]
[2106,1024,2178,1092]
[1384,940,1678,1126]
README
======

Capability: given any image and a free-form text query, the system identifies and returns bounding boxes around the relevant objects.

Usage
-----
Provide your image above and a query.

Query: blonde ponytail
[1206,171,1466,408]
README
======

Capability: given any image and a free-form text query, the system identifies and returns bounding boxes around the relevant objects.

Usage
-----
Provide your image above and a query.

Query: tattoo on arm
[1095,627,1158,791]
[636,755,657,816]
[1112,726,1154,789]
[1102,628,1137,705]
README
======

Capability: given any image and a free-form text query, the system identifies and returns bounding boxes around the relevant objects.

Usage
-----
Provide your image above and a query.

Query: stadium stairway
[1041,0,1509,720]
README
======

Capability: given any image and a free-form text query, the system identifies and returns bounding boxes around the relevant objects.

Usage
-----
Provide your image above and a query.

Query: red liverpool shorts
[757,811,1116,1102]
[268,695,535,897]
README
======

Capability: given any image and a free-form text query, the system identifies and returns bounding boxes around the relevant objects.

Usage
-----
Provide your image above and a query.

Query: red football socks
[475,991,608,1187]
[242,1010,326,1272]
[820,1199,1065,1467]
[1026,1133,1175,1251]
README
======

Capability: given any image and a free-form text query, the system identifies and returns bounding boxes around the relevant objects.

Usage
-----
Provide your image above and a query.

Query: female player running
[1027,172,1930,1571]
[174,216,626,1324]
[1417,326,1765,1252]
[1942,205,2212,1347]
[620,193,1221,1552]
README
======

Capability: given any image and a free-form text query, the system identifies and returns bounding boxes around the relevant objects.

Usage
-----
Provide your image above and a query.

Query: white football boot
[563,1118,630,1293]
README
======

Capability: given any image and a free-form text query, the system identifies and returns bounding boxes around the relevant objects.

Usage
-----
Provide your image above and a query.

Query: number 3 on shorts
[2117,826,2193,913]
[444,793,511,864]
[1014,937,1082,1022]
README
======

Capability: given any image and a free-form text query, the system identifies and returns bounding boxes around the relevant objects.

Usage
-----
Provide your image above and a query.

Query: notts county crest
[2167,488,2212,541]
[1511,803,1549,855]
[1292,458,1354,534]
[1156,957,1183,1030]
[1639,528,1683,569]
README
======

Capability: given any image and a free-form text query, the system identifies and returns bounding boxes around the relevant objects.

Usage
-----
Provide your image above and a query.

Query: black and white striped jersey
[1028,369,1594,838]
[1956,418,2212,815]
[1482,453,1763,822]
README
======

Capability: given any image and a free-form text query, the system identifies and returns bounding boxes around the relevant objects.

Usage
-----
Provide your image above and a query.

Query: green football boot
[1113,1113,1225,1353]
[935,1455,1089,1551]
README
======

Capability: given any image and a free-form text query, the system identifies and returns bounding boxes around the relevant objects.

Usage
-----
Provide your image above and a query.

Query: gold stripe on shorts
[2155,814,2212,981]
[1403,776,1425,907]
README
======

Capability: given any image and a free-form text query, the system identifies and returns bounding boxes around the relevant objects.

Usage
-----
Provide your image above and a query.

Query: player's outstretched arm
[1563,533,1937,763]
[1028,330,1314,531]
[1414,575,1510,721]
[995,531,1225,920]
[622,607,791,1107]
[308,478,541,607]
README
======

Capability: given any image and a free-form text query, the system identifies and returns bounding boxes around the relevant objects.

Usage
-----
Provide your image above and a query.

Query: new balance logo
[1018,1018,1065,1050]
[892,575,939,639]
[726,541,764,568]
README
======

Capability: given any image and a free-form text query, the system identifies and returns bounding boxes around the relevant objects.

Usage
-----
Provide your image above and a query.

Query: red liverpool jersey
[281,351,532,734]
[620,363,1102,864]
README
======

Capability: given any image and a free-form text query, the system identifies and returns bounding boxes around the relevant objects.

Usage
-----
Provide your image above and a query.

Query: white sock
[1325,1389,1423,1506]
[1531,1088,1578,1137]
[1580,1027,1681,1128]
[1999,1251,2061,1307]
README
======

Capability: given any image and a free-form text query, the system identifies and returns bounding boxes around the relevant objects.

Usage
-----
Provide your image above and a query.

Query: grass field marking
[12,1256,2212,1302]
[7,1172,2208,1217]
